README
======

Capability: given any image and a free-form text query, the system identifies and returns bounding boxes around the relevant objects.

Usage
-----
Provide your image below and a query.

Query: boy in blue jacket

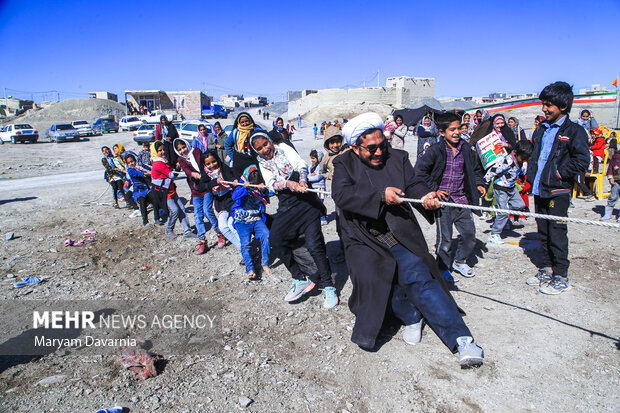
[526,81,590,295]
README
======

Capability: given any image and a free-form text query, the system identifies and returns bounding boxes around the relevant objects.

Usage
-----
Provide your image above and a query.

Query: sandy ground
[0,113,618,412]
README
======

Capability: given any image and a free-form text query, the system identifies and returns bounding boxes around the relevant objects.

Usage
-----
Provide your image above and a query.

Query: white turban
[342,112,385,146]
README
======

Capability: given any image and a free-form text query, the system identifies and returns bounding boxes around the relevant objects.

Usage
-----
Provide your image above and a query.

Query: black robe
[332,147,456,349]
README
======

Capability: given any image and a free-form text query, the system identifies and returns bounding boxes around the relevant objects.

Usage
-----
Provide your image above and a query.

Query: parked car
[0,124,39,144]
[71,120,93,137]
[93,118,119,134]
[179,119,212,140]
[171,120,182,130]
[223,124,234,136]
[49,123,80,143]
[119,116,143,131]
[133,124,156,144]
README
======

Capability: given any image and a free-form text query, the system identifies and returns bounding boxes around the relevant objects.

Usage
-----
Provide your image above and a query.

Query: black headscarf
[485,114,517,150]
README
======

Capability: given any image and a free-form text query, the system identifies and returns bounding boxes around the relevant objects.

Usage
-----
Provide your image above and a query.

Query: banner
[476,130,508,170]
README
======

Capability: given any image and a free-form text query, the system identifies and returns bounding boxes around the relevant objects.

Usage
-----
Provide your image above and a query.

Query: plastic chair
[589,149,610,199]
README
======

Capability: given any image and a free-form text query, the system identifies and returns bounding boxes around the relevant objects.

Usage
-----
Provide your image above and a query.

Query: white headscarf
[342,112,385,146]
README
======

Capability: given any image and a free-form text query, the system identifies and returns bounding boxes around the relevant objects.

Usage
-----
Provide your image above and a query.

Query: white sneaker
[403,320,423,344]
[457,336,484,368]
[487,233,503,245]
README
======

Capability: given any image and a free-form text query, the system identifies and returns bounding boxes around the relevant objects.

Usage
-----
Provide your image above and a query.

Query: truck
[140,110,177,124]
[201,104,228,119]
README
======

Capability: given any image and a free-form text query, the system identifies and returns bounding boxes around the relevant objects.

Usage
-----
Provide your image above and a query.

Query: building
[88,91,118,102]
[489,92,507,100]
[288,76,435,116]
[245,96,268,106]
[0,98,35,118]
[124,90,211,118]
[287,91,302,102]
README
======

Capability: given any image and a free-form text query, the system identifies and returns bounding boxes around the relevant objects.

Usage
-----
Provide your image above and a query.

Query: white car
[179,119,212,140]
[71,120,93,137]
[119,116,143,131]
[0,124,39,144]
[133,124,156,144]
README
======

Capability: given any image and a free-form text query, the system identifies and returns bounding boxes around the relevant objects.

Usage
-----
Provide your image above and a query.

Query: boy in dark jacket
[525,81,590,295]
[413,112,486,279]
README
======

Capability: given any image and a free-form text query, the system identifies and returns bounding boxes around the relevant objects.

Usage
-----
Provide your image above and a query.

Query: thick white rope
[224,180,620,229]
[80,185,111,207]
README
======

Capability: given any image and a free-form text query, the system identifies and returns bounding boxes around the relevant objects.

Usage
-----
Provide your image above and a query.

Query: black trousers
[109,180,124,204]
[269,205,333,288]
[534,195,570,275]
[151,187,168,218]
[137,192,160,225]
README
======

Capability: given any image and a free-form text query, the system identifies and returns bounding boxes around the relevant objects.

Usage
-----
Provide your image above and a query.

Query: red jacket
[590,136,606,159]
[151,160,177,199]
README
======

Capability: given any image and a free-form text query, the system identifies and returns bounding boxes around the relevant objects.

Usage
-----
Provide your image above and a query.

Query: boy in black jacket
[413,112,486,279]
[526,82,589,294]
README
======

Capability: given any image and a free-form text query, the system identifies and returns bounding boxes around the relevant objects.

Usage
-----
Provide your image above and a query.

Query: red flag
[613,77,619,87]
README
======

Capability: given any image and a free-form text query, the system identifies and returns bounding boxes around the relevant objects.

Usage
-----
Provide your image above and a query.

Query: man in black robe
[332,113,484,368]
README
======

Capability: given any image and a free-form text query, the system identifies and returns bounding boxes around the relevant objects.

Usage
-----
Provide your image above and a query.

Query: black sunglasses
[357,139,387,154]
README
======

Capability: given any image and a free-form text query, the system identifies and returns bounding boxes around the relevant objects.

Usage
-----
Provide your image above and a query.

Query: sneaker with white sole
[322,286,338,308]
[487,233,503,245]
[539,276,571,295]
[457,336,484,368]
[284,279,315,302]
[526,268,553,286]
[403,320,423,344]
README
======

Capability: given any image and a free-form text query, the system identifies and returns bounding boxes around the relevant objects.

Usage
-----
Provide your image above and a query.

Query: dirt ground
[0,114,618,412]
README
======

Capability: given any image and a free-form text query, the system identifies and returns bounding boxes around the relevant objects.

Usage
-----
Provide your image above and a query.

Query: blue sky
[1,0,619,103]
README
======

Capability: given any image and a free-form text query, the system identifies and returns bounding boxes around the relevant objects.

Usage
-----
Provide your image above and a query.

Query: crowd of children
[101,83,615,309]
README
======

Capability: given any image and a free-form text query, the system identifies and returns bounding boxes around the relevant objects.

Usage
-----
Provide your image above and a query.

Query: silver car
[49,123,80,143]
[71,120,93,136]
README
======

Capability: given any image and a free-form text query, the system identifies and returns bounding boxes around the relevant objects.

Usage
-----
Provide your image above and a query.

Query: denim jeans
[390,243,472,352]
[193,193,219,239]
[236,220,270,274]
[607,182,619,208]
[218,211,240,250]
[492,186,525,234]
[435,206,476,270]
[166,195,191,235]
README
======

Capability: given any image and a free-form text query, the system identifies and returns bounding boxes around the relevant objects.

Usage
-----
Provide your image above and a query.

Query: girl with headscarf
[268,117,296,151]
[174,138,219,253]
[470,109,492,144]
[211,121,229,162]
[151,141,194,238]
[508,117,527,141]
[224,112,263,176]
[197,150,241,254]
[416,115,439,157]
[101,146,125,209]
[249,131,337,308]
[231,165,271,280]
[462,113,474,135]
[485,114,517,151]
[308,149,327,225]
[390,114,408,150]
[124,153,160,226]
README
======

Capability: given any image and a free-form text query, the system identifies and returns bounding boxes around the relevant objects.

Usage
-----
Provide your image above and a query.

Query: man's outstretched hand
[421,192,440,210]
[384,187,405,205]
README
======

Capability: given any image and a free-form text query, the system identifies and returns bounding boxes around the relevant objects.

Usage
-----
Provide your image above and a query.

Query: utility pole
[4,87,6,108]
[377,69,380,87]
[57,91,60,102]
[616,86,620,129]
